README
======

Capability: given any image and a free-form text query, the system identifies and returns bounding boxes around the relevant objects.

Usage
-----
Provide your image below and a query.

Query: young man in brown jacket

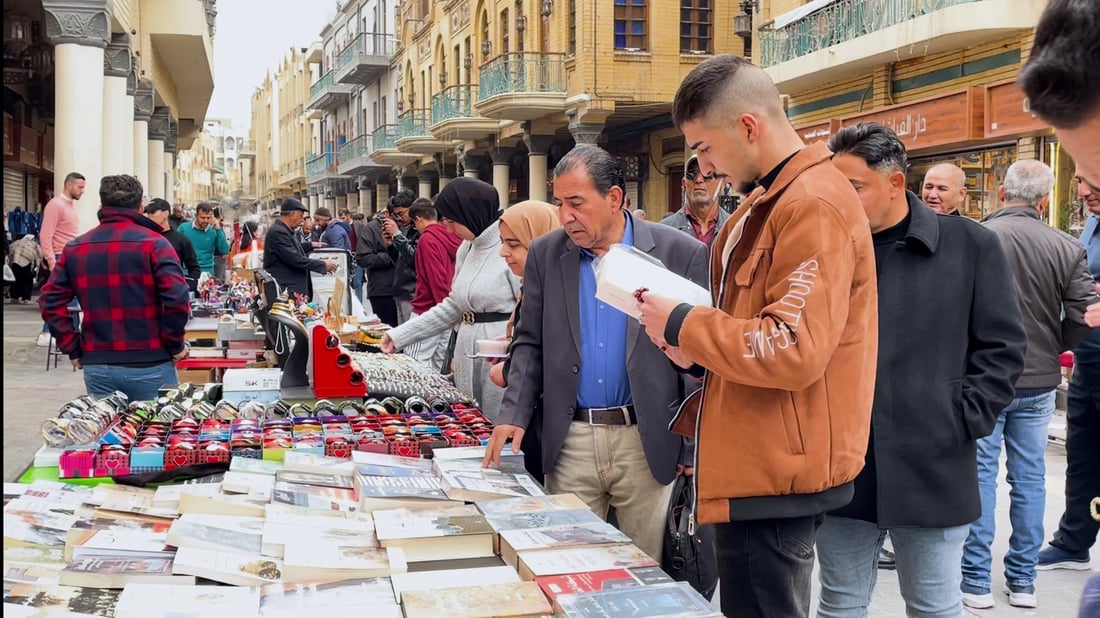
[637,55,878,617]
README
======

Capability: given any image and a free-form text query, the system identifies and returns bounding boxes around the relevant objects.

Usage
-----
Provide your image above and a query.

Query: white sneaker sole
[962,593,994,609]
[1036,561,1091,571]
[1003,587,1037,609]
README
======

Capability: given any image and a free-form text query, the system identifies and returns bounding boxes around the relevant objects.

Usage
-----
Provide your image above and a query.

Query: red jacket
[411,223,462,314]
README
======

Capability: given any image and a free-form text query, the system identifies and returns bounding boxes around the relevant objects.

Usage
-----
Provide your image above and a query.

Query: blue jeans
[83,362,177,402]
[817,515,969,618]
[351,265,364,303]
[963,390,1055,589]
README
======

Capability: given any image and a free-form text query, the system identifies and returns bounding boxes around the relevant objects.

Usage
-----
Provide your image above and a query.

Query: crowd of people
[5,0,1099,616]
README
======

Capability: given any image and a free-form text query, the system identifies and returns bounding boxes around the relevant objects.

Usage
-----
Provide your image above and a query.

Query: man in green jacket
[178,202,230,277]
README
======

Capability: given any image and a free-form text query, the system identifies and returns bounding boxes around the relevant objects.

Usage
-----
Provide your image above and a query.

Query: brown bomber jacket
[669,142,878,525]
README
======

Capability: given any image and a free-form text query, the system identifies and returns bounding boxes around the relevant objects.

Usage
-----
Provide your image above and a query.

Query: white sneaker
[36,332,54,347]
[1004,584,1038,608]
[962,590,994,609]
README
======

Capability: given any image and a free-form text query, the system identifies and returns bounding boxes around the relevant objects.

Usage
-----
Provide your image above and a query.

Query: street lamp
[481,39,491,58]
[463,54,472,70]
[438,70,447,86]
[734,1,758,39]
[516,14,527,33]
[540,0,553,18]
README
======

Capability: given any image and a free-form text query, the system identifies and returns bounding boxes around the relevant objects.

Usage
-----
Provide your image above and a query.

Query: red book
[535,567,673,600]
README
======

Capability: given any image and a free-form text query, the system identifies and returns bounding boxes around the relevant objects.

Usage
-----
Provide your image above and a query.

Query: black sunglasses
[685,169,713,182]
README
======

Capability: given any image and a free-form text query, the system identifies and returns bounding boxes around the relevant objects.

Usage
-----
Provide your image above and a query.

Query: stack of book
[3,448,720,617]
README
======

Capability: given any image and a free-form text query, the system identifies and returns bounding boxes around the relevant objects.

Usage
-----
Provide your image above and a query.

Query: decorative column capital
[42,0,112,49]
[440,163,457,179]
[103,33,131,78]
[204,0,218,38]
[524,131,555,156]
[149,107,172,141]
[568,121,604,145]
[126,59,138,96]
[134,79,155,121]
[417,169,438,183]
[490,147,514,165]
[460,153,486,173]
[166,120,179,155]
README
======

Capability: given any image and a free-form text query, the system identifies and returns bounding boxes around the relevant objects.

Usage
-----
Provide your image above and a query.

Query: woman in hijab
[487,200,561,483]
[382,178,521,422]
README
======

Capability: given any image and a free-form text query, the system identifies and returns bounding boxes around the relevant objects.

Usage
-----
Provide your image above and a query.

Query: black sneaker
[1037,545,1091,571]
[877,547,896,570]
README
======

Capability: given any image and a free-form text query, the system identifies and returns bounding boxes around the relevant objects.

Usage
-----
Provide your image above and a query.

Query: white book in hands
[595,244,711,320]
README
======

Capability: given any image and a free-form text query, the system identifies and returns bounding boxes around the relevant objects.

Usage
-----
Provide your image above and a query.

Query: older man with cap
[660,153,730,248]
[263,198,337,300]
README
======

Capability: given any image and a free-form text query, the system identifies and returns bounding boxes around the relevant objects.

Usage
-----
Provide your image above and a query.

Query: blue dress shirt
[576,213,634,408]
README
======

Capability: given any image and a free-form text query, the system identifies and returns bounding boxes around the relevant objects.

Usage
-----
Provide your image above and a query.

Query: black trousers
[1052,361,1100,553]
[9,263,34,300]
[714,514,822,618]
[369,295,398,328]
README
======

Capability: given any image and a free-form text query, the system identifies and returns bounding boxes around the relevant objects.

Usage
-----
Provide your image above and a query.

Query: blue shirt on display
[1076,214,1100,363]
[576,212,634,409]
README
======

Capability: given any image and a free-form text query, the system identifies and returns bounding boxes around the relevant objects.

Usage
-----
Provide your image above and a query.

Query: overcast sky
[206,0,337,131]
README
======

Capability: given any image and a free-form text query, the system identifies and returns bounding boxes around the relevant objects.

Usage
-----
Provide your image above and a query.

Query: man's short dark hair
[99,175,144,210]
[144,198,171,214]
[389,189,417,210]
[339,208,351,217]
[195,202,214,215]
[352,212,365,221]
[408,202,438,222]
[672,54,783,129]
[554,144,626,198]
[828,123,909,174]
[1018,0,1100,129]
[64,172,85,185]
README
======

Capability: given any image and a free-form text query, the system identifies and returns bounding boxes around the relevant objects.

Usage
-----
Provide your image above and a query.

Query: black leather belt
[574,405,637,426]
[461,311,512,325]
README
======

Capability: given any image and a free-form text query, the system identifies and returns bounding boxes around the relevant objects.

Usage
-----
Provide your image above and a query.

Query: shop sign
[839,88,983,152]
[794,119,839,145]
[984,79,1049,139]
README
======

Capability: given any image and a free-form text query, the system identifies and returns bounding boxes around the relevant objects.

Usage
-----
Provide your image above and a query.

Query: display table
[176,357,250,382]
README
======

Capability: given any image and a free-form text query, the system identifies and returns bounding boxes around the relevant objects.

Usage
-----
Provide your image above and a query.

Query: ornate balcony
[239,139,256,159]
[337,134,388,176]
[760,0,1046,92]
[370,124,419,166]
[395,109,455,155]
[475,52,568,121]
[306,72,353,111]
[430,85,499,141]
[334,33,396,86]
[305,151,346,184]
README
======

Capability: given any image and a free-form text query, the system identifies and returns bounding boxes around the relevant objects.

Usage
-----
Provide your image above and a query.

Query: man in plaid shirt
[39,175,192,401]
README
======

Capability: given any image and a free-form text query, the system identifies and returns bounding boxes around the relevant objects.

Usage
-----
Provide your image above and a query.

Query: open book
[595,244,711,320]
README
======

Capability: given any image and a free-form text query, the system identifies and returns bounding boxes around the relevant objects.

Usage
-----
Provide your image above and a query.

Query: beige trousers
[545,421,674,560]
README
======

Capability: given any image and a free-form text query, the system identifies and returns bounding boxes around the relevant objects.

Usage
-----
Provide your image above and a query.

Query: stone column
[324,194,336,212]
[569,121,605,146]
[335,195,347,210]
[418,169,436,199]
[400,175,418,194]
[491,147,513,207]
[164,122,178,204]
[461,153,485,179]
[44,0,111,231]
[346,191,359,213]
[132,79,155,193]
[101,33,131,176]
[122,60,136,174]
[439,163,456,190]
[147,107,171,199]
[376,183,390,213]
[524,133,554,203]
[359,186,372,214]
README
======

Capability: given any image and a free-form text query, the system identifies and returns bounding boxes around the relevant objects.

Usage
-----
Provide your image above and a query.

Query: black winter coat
[356,218,394,297]
[833,193,1027,528]
[262,219,328,300]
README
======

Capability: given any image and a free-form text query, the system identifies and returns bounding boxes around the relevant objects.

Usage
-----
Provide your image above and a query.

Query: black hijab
[432,177,501,237]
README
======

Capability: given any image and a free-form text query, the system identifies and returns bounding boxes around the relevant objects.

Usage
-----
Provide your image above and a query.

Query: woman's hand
[380,334,396,354]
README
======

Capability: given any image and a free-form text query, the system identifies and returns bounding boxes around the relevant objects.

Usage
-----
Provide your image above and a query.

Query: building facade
[3,0,217,231]
[175,128,217,207]
[760,0,1082,233]
[248,45,314,211]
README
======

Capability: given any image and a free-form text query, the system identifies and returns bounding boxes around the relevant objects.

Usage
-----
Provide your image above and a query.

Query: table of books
[5,387,722,617]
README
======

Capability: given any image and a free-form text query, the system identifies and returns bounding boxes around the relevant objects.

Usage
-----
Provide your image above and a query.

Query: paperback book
[58,556,194,589]
[171,546,284,587]
[401,581,553,618]
[3,584,121,617]
[535,567,675,600]
[281,544,407,584]
[552,581,722,617]
[165,514,266,555]
[259,578,400,617]
[114,583,262,618]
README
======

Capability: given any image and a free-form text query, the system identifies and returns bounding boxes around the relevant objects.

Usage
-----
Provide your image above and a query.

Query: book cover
[351,451,434,471]
[535,567,674,600]
[4,511,79,547]
[171,546,284,587]
[221,471,277,498]
[259,578,400,617]
[475,494,590,517]
[275,470,356,489]
[553,581,721,617]
[272,482,358,512]
[165,514,265,555]
[354,464,435,478]
[373,505,487,540]
[4,561,64,586]
[517,545,658,579]
[389,566,522,603]
[282,452,357,476]
[486,508,603,532]
[58,556,194,589]
[501,522,631,552]
[281,545,407,584]
[176,490,267,518]
[261,514,376,558]
[4,546,66,565]
[114,584,262,618]
[229,456,283,476]
[438,468,546,502]
[401,581,553,618]
[3,584,121,617]
[69,527,174,560]
[150,483,221,509]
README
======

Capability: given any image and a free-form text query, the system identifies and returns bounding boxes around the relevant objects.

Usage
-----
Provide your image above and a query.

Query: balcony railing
[309,72,335,98]
[335,32,397,70]
[477,52,567,101]
[432,85,477,125]
[397,109,432,140]
[338,134,370,162]
[760,0,982,67]
[372,124,399,151]
[306,152,338,178]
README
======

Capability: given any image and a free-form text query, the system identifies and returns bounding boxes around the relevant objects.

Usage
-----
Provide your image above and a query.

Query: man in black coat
[144,198,200,291]
[263,199,336,300]
[817,123,1027,618]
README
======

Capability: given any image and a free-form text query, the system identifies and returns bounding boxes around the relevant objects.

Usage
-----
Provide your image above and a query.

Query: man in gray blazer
[484,145,710,559]
[660,154,731,249]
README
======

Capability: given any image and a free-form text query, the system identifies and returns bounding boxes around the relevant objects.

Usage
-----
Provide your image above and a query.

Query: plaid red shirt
[39,208,191,364]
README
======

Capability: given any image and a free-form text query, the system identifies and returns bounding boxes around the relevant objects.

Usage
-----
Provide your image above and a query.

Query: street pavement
[2,298,1095,616]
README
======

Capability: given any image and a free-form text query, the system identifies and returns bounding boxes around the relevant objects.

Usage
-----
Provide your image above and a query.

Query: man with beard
[661,154,730,249]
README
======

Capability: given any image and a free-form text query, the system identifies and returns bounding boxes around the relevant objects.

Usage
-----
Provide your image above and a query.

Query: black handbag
[662,472,719,600]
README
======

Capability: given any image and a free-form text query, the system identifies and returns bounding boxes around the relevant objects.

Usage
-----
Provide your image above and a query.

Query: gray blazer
[499,218,710,485]
[659,206,731,249]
